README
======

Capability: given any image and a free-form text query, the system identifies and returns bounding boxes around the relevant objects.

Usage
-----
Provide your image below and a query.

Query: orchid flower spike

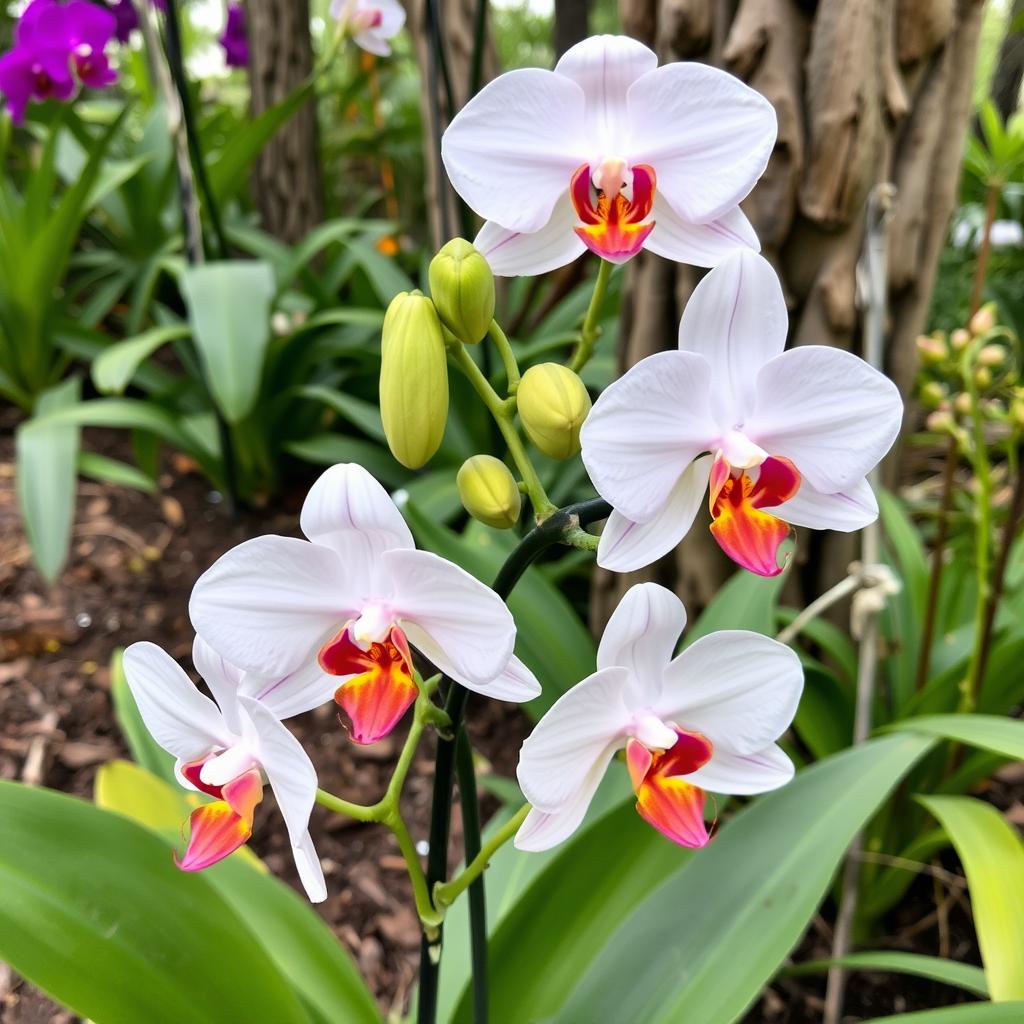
[331,0,405,57]
[190,463,540,745]
[581,250,904,576]
[516,583,803,851]
[122,637,333,901]
[441,34,776,276]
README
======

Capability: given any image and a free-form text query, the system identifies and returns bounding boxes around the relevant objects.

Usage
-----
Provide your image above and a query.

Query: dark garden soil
[0,407,1011,1024]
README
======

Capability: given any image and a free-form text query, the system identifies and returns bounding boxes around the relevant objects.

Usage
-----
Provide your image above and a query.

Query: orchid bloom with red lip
[122,637,335,901]
[331,0,405,57]
[580,250,904,576]
[189,463,539,746]
[515,583,803,851]
[441,34,776,276]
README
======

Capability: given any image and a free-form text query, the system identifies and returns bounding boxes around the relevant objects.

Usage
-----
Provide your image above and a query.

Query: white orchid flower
[581,250,904,576]
[122,637,331,902]
[331,0,405,57]
[189,463,539,746]
[516,583,803,851]
[441,34,776,276]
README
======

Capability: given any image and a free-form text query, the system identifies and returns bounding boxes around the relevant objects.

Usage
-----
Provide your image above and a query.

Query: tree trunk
[555,0,593,57]
[247,0,324,244]
[991,0,1024,120]
[592,0,986,630]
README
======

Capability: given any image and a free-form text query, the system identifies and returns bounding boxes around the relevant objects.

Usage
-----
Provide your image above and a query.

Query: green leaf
[0,781,310,1024]
[284,433,409,487]
[918,795,1024,1001]
[894,714,1024,761]
[863,1004,1024,1023]
[788,951,988,997]
[95,758,193,835]
[78,451,156,493]
[298,385,387,443]
[109,648,178,785]
[16,377,81,583]
[181,261,276,423]
[92,323,190,395]
[686,565,786,645]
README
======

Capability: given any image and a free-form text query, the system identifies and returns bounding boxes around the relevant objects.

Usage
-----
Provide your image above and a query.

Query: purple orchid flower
[219,3,248,69]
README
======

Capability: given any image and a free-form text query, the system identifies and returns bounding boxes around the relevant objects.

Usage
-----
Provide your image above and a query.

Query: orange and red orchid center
[319,621,417,745]
[176,758,263,872]
[626,726,714,849]
[709,452,801,578]
[570,160,656,265]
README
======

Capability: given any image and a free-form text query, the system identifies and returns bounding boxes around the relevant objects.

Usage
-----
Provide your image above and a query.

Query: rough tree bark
[247,0,324,244]
[555,0,593,57]
[592,0,986,629]
[992,0,1024,120]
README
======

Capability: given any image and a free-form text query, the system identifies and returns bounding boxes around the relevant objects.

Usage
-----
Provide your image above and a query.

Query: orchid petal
[688,742,794,796]
[634,773,709,848]
[554,35,657,154]
[597,583,686,704]
[474,199,587,277]
[658,631,803,755]
[765,476,879,532]
[122,642,229,763]
[240,696,317,849]
[189,535,354,679]
[442,69,587,233]
[597,455,712,573]
[292,830,328,903]
[581,350,718,524]
[644,199,759,271]
[485,655,543,702]
[386,548,516,688]
[625,62,776,224]
[745,346,903,493]
[176,780,259,872]
[243,656,340,721]
[678,250,788,427]
[517,666,632,812]
[191,635,243,733]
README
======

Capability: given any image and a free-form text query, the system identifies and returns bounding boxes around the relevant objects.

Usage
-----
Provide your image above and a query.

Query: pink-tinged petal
[176,768,262,872]
[625,62,776,225]
[746,346,904,494]
[239,696,318,845]
[554,35,657,154]
[659,631,803,755]
[199,744,257,789]
[191,635,243,733]
[386,548,516,688]
[474,199,587,277]
[581,350,718,524]
[374,0,406,35]
[645,198,759,270]
[486,655,542,702]
[571,163,656,264]
[320,626,417,744]
[243,656,339,721]
[597,455,712,574]
[687,743,794,796]
[292,830,327,903]
[189,535,355,679]
[517,666,633,812]
[709,457,800,577]
[300,463,413,565]
[597,583,686,703]
[763,476,878,533]
[678,250,788,427]
[441,68,588,233]
[122,642,229,763]
[625,738,653,792]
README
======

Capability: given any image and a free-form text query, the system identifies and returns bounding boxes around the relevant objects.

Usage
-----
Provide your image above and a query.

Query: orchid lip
[570,161,656,264]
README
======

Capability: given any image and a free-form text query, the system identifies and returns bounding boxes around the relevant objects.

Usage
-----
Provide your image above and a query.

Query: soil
[0,408,1000,1024]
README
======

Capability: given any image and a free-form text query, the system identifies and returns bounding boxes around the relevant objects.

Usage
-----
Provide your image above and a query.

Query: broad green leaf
[789,951,988,997]
[181,261,275,423]
[918,796,1024,1001]
[92,323,190,395]
[552,734,934,1024]
[864,1005,1024,1023]
[109,648,177,785]
[16,377,81,582]
[0,781,309,1024]
[686,564,786,645]
[299,384,387,443]
[284,433,409,487]
[78,451,156,493]
[895,714,1024,761]
[793,664,854,759]
[95,759,192,835]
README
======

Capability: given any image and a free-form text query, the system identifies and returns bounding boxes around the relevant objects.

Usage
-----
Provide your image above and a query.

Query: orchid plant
[9,28,1024,1024]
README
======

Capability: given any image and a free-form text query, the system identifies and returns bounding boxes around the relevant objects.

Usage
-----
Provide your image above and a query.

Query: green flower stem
[569,259,613,373]
[488,320,521,394]
[960,342,995,713]
[433,804,530,911]
[387,808,443,936]
[315,788,379,822]
[449,340,556,518]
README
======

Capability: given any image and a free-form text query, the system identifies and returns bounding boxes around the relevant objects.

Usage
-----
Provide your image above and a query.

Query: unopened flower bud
[974,367,992,389]
[517,363,591,459]
[920,381,947,408]
[1011,398,1024,428]
[428,238,496,345]
[457,455,521,529]
[951,328,970,351]
[969,303,996,337]
[977,344,1004,367]
[380,291,449,469]
[954,392,972,415]
[927,409,954,432]
[916,335,947,364]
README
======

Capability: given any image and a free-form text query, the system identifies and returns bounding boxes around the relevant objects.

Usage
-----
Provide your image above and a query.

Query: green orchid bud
[428,238,496,345]
[969,302,996,337]
[517,362,591,460]
[379,290,448,469]
[457,455,521,529]
[920,381,947,409]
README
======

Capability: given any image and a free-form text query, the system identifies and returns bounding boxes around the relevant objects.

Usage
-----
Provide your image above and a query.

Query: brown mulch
[0,409,1001,1024]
